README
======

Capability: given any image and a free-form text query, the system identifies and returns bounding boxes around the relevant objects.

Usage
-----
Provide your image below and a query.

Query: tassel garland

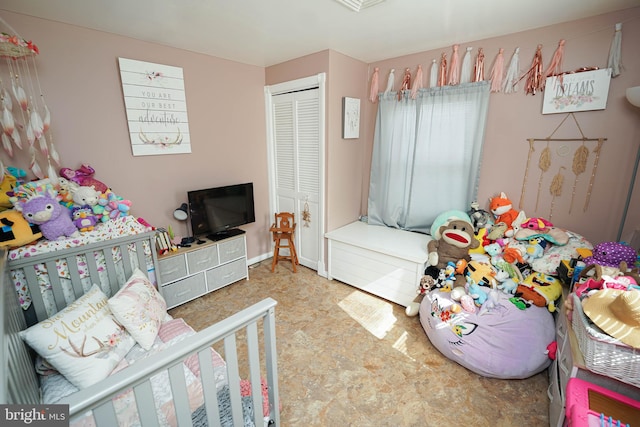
[411,64,423,99]
[544,39,566,90]
[384,68,395,94]
[503,47,520,94]
[474,48,485,82]
[523,44,544,95]
[398,68,411,100]
[489,48,505,93]
[438,53,447,87]
[429,59,438,88]
[369,67,379,103]
[448,44,460,85]
[608,23,623,77]
[460,47,473,84]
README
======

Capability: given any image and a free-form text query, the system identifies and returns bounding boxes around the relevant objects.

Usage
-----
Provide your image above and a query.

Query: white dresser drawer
[162,273,207,308]
[187,245,219,273]
[158,256,188,284]
[218,237,246,264]
[206,258,246,291]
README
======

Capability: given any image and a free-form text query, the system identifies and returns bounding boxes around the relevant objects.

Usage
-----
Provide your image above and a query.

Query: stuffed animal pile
[407,192,575,316]
[0,163,134,246]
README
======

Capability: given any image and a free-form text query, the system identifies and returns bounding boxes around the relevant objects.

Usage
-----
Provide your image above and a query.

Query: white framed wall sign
[118,58,192,156]
[542,68,611,114]
[342,97,361,139]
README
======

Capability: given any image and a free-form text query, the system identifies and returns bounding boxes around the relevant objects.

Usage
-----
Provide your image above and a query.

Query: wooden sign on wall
[542,68,612,115]
[118,58,191,156]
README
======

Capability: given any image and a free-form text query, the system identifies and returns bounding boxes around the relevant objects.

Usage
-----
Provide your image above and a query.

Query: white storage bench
[326,221,431,307]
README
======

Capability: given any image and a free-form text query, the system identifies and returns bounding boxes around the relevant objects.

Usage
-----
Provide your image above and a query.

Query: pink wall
[2,11,272,259]
[363,7,640,245]
[3,6,639,263]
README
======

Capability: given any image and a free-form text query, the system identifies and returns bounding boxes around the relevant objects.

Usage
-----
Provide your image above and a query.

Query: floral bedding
[8,215,153,314]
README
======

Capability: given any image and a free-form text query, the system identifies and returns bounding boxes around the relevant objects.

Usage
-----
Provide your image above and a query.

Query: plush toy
[71,205,98,232]
[405,275,438,316]
[515,271,563,312]
[99,190,131,221]
[60,164,108,193]
[57,177,80,208]
[464,260,497,288]
[489,192,520,237]
[0,173,17,212]
[14,189,80,241]
[0,209,42,248]
[467,201,494,231]
[72,185,101,208]
[523,236,547,264]
[467,282,489,306]
[427,210,479,272]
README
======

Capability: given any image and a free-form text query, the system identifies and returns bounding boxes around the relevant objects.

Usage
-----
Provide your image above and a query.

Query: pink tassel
[50,141,60,165]
[522,44,544,95]
[474,48,485,82]
[12,83,28,111]
[38,134,49,157]
[489,48,505,93]
[544,39,565,90]
[2,108,14,136]
[26,122,35,146]
[438,53,447,87]
[447,44,460,85]
[398,68,411,101]
[411,65,423,99]
[29,146,43,179]
[43,105,51,133]
[30,110,44,140]
[369,67,379,103]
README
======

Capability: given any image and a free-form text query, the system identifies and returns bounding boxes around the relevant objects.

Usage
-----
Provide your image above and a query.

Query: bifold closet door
[271,88,320,270]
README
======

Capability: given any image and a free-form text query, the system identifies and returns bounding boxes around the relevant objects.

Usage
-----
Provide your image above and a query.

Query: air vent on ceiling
[334,0,386,12]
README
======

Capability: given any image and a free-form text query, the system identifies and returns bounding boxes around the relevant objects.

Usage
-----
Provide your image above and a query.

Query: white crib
[1,231,280,426]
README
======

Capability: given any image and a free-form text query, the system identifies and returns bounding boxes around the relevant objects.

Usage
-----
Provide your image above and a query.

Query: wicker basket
[571,293,640,388]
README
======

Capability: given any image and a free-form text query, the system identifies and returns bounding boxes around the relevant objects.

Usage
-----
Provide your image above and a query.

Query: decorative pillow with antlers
[20,284,136,389]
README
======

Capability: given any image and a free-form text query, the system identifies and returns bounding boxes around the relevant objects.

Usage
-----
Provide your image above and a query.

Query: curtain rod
[528,138,607,142]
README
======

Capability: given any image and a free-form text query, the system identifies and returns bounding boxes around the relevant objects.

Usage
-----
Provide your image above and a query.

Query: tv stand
[207,228,245,242]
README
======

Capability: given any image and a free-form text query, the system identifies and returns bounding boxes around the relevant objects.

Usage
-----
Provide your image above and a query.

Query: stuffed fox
[489,192,520,236]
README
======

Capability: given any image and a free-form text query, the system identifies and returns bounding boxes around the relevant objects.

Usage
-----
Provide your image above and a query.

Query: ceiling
[1,0,639,67]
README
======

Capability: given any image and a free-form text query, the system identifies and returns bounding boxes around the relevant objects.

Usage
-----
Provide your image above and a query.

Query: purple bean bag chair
[419,289,556,379]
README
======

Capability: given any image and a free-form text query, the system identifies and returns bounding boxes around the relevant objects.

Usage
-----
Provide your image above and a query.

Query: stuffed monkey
[427,218,479,271]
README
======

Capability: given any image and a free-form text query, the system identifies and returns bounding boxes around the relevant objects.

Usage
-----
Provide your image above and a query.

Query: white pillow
[20,284,135,389]
[108,268,167,350]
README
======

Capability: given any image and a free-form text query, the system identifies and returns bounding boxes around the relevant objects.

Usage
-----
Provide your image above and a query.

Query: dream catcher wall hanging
[519,113,605,220]
[0,17,60,183]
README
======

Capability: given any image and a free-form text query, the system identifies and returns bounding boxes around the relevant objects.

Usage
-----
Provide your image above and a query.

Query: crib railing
[60,298,280,427]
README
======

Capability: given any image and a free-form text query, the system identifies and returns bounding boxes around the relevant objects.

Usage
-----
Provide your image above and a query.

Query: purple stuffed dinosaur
[16,190,80,241]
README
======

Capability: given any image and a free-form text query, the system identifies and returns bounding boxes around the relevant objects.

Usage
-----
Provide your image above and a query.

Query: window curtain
[367,81,490,234]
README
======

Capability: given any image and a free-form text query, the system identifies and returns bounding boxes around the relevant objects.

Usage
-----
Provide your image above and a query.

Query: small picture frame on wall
[343,97,361,139]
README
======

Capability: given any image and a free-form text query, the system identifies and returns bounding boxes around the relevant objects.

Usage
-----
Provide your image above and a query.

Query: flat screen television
[187,182,255,241]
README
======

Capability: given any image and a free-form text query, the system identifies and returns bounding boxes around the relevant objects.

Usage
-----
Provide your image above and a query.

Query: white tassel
[29,145,43,179]
[384,69,395,94]
[608,23,623,77]
[429,59,438,88]
[2,133,13,158]
[460,47,473,84]
[503,47,521,94]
